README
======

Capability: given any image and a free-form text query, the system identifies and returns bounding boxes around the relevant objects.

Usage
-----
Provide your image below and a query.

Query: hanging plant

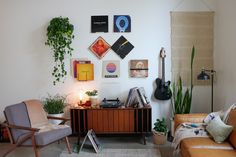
[45,16,74,85]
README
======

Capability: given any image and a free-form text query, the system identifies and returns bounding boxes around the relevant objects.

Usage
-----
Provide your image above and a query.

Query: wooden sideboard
[70,107,152,144]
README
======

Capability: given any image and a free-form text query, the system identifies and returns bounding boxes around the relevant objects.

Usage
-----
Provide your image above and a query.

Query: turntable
[100,98,122,108]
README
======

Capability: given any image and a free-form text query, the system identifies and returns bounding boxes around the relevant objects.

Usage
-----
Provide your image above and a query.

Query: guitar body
[154,78,172,100]
[154,47,172,100]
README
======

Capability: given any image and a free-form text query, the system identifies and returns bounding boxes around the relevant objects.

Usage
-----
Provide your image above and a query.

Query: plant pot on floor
[153,130,167,145]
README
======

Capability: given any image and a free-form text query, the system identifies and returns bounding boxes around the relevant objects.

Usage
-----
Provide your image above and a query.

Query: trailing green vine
[45,16,74,85]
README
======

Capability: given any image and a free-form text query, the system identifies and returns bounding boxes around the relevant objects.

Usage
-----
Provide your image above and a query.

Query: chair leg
[31,135,40,157]
[65,137,72,154]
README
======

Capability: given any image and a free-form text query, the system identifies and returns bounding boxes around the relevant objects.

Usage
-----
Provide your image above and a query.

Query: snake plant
[172,46,195,114]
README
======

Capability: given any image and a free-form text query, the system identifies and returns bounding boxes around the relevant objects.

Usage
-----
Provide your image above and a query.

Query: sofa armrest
[174,113,208,132]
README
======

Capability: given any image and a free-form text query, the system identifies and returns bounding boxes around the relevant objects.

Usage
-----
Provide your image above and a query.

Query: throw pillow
[203,111,224,124]
[206,116,233,143]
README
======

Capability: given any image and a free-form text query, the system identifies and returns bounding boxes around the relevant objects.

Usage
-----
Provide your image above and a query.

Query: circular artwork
[106,63,116,73]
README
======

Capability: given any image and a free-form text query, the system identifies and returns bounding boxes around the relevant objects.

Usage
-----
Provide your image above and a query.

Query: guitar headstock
[160,47,166,58]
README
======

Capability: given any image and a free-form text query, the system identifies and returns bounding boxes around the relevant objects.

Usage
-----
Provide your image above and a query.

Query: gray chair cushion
[22,126,72,146]
[4,102,31,143]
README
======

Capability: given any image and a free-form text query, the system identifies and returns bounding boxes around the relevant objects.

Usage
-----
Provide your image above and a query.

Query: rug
[60,148,161,157]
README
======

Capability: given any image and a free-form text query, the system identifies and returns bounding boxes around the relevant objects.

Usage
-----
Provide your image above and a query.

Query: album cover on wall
[130,60,148,78]
[102,60,120,78]
[91,16,108,33]
[111,35,134,59]
[89,36,110,59]
[114,15,131,32]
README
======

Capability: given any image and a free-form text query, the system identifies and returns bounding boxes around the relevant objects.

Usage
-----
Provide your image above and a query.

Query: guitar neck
[162,58,165,83]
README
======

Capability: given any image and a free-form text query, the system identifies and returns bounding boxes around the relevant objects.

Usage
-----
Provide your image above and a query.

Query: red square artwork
[89,37,110,59]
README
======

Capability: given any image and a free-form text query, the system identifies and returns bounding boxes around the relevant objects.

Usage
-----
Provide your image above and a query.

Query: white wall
[0,0,216,126]
[214,0,236,111]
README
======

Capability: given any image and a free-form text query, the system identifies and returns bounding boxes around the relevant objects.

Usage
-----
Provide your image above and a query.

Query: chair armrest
[174,113,208,132]
[3,123,40,132]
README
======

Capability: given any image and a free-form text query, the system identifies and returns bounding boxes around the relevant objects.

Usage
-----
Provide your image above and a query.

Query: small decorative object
[89,36,110,59]
[85,90,98,108]
[102,60,120,78]
[153,118,168,145]
[45,16,74,85]
[114,15,131,32]
[43,94,66,124]
[91,16,108,33]
[111,35,134,59]
[130,60,148,78]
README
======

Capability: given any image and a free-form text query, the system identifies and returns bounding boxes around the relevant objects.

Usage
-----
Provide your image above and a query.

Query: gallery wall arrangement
[67,14,149,82]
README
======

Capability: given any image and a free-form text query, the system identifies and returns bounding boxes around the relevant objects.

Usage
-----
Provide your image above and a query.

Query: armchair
[2,100,72,157]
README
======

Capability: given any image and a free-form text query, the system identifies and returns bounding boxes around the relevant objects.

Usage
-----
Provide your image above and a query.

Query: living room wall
[214,0,236,111]
[0,0,216,124]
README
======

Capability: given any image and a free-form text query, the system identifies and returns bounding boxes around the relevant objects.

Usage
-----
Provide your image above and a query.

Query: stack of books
[125,87,150,108]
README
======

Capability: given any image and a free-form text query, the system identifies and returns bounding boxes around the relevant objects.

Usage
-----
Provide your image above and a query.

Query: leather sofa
[174,109,236,157]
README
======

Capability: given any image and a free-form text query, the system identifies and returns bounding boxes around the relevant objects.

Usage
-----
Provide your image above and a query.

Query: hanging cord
[200,0,213,11]
[172,0,185,11]
[172,0,213,11]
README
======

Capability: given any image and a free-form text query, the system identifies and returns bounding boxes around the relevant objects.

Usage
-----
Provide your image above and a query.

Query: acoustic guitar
[154,47,172,100]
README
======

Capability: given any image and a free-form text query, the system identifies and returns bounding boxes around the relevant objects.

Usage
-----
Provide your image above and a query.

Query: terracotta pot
[153,130,167,145]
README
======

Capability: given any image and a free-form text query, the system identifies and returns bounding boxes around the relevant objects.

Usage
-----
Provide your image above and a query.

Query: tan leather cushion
[24,99,48,128]
[227,109,236,127]
[180,137,234,157]
[227,109,236,148]
[181,137,234,150]
[188,148,236,157]
[229,130,236,149]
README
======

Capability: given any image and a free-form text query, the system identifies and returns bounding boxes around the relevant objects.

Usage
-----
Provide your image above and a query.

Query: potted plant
[85,90,98,107]
[45,16,75,85]
[153,118,168,145]
[43,94,67,124]
[170,46,195,136]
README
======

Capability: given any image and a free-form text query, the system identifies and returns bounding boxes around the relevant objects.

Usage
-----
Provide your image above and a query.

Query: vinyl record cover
[130,60,148,78]
[89,36,110,59]
[91,16,108,33]
[114,15,131,32]
[111,36,134,59]
[102,60,120,78]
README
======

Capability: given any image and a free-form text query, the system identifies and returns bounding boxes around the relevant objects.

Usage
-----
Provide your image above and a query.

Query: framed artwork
[111,35,134,59]
[114,15,131,32]
[91,16,108,33]
[89,36,110,59]
[102,60,120,78]
[130,60,148,78]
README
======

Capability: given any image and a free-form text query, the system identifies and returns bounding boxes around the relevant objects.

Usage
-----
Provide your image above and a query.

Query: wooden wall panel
[114,110,119,132]
[118,110,124,132]
[108,110,114,132]
[97,110,103,132]
[87,110,93,130]
[129,110,134,132]
[124,110,129,132]
[102,110,109,132]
